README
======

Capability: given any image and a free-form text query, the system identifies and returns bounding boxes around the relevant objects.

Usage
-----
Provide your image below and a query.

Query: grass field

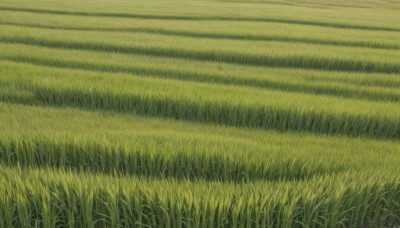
[0,0,399,227]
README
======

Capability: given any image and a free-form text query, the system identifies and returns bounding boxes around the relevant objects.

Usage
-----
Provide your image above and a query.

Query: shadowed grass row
[1,10,399,50]
[0,6,399,32]
[0,101,399,227]
[1,25,399,73]
[1,165,399,228]
[0,52,400,102]
[0,136,334,181]
[27,89,400,140]
[1,22,399,50]
[0,0,399,30]
[1,61,400,139]
[2,102,399,173]
[1,43,398,90]
[1,43,400,102]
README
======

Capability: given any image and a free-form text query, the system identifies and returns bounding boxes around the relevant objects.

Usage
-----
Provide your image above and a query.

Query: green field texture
[1,43,400,102]
[1,24,400,73]
[0,11,399,50]
[1,0,400,227]
[1,103,400,227]
[1,165,400,228]
[2,61,400,139]
[0,0,399,29]
[2,103,399,179]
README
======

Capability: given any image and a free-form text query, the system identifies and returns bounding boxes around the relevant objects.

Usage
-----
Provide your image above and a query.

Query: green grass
[1,165,399,228]
[2,102,400,180]
[1,0,399,226]
[1,25,399,73]
[1,61,400,139]
[0,11,399,49]
[1,43,400,103]
[0,102,400,226]
[0,0,399,29]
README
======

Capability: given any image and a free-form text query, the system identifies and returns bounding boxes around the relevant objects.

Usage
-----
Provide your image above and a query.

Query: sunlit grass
[1,0,399,226]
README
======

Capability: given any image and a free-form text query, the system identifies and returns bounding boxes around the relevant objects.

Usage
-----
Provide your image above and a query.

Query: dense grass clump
[0,166,399,228]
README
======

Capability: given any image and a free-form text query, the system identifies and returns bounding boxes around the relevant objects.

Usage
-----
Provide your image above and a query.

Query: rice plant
[0,0,399,226]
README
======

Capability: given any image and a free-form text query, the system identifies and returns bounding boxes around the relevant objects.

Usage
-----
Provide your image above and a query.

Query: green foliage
[0,62,399,139]
[0,166,399,227]
[1,43,400,102]
[0,25,399,73]
[0,0,399,226]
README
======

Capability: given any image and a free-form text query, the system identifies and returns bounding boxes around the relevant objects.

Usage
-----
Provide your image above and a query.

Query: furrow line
[0,6,398,32]
[1,22,398,50]
[0,137,333,182]
[1,85,399,140]
[1,56,399,103]
[0,36,398,73]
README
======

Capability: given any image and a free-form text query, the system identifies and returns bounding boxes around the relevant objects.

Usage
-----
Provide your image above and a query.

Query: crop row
[1,102,399,174]
[0,136,335,181]
[0,0,399,30]
[1,42,397,90]
[1,25,399,73]
[1,22,399,50]
[1,61,400,139]
[1,10,398,50]
[1,44,400,102]
[0,5,399,32]
[0,103,400,170]
[1,165,399,228]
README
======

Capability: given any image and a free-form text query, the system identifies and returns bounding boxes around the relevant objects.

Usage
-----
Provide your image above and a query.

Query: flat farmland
[0,0,399,227]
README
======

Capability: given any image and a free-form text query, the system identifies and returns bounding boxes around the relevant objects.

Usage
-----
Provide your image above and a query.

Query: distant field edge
[0,6,399,32]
